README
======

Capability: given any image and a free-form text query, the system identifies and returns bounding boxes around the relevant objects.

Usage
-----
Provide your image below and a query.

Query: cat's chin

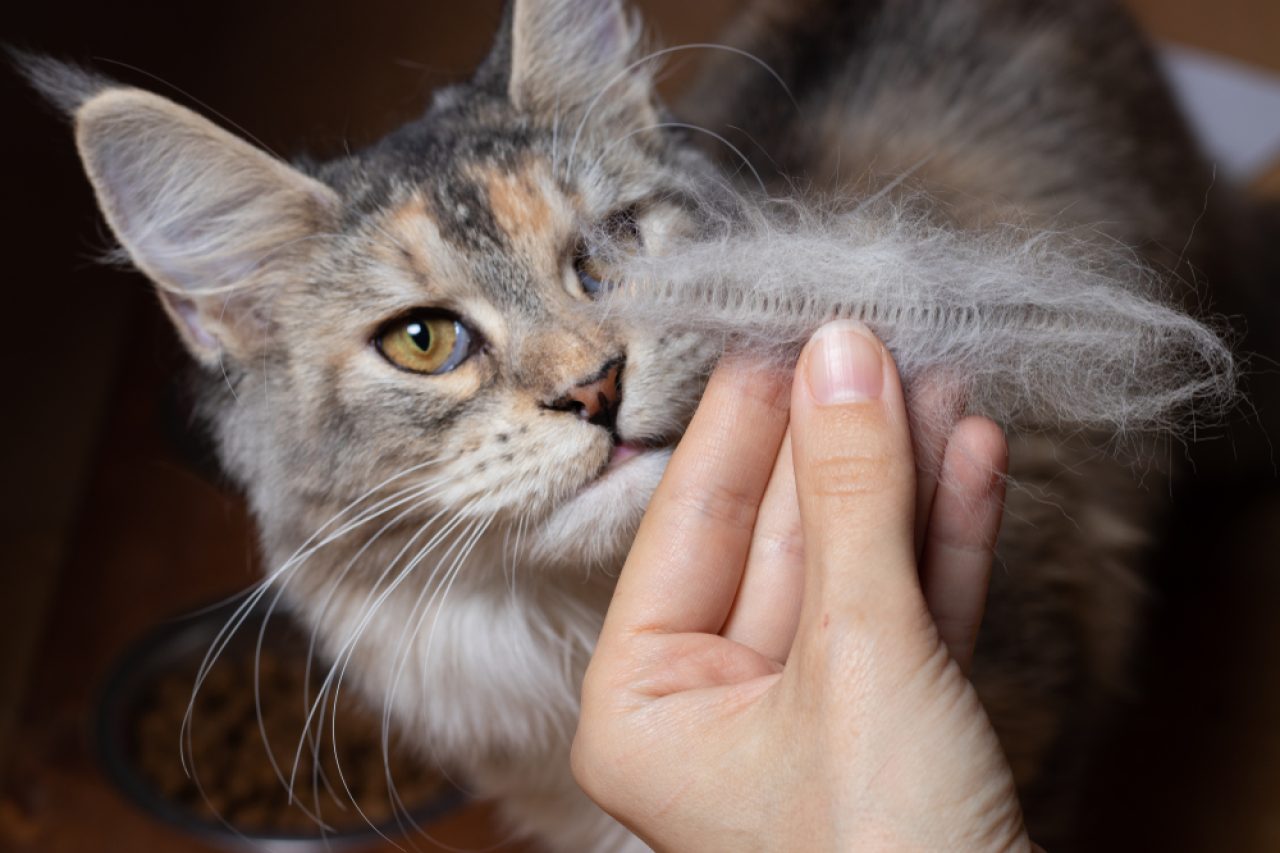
[527,446,673,572]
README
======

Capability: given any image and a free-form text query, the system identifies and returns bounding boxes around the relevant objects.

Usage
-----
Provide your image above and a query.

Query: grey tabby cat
[28,0,1240,848]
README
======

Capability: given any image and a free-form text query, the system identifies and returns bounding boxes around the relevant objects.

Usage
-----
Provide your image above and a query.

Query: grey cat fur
[590,195,1236,435]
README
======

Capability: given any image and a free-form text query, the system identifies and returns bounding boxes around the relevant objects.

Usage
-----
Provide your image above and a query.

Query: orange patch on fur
[377,193,444,279]
[384,194,431,246]
[479,162,557,242]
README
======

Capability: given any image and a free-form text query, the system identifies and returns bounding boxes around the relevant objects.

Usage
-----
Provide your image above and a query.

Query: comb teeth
[609,278,1140,339]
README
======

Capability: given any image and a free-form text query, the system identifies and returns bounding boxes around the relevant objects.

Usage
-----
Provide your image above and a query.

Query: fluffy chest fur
[287,551,610,764]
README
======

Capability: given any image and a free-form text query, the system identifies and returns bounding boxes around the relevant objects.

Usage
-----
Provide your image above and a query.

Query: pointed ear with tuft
[68,83,338,366]
[508,0,656,122]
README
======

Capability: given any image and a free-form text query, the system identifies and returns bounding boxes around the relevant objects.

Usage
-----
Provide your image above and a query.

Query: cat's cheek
[527,448,672,571]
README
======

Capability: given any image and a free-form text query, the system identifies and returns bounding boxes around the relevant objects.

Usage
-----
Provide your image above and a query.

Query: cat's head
[34,0,725,575]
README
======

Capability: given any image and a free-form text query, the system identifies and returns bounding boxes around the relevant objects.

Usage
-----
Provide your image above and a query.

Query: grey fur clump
[592,198,1236,436]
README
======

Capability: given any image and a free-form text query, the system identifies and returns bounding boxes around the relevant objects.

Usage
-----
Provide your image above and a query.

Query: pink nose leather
[561,362,621,421]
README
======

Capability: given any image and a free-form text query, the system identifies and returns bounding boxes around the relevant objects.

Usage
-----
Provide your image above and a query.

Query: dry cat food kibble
[132,645,443,835]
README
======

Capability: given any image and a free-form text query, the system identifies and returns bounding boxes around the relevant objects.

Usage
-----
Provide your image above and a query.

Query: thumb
[790,321,923,624]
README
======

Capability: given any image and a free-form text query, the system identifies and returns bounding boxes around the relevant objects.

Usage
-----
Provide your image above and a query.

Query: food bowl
[95,596,465,852]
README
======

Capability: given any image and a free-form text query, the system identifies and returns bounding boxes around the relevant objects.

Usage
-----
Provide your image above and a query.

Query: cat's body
[33,0,1235,850]
[685,0,1214,842]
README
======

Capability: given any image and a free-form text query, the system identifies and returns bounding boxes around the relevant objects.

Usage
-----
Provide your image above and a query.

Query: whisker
[382,514,493,844]
[564,42,796,178]
[852,152,936,214]
[290,503,476,801]
[251,583,333,828]
[511,511,530,601]
[295,486,448,797]
[327,514,484,847]
[262,487,447,814]
[550,94,564,183]
[590,120,766,194]
[181,461,444,836]
[93,58,287,159]
[190,470,447,761]
[287,499,456,802]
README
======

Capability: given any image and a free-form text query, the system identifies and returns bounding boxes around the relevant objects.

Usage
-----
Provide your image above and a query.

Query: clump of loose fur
[589,196,1236,436]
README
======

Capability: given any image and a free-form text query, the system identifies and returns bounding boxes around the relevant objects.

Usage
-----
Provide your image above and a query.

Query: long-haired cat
[27,0,1248,848]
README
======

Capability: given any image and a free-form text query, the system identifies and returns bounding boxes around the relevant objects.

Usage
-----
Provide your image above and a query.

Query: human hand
[573,321,1034,851]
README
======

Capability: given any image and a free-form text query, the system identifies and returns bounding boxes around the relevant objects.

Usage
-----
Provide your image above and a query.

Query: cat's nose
[542,357,624,430]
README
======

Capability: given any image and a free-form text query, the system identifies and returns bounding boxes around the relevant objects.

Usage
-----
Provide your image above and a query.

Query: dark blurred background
[1,1,1278,851]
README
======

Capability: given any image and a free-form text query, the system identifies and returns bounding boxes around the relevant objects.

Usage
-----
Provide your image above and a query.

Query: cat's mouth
[528,434,676,569]
[527,364,690,566]
[602,432,674,476]
[560,430,675,501]
[608,441,645,467]
[604,435,655,468]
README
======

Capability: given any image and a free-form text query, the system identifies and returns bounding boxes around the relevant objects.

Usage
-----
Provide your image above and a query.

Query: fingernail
[806,321,883,405]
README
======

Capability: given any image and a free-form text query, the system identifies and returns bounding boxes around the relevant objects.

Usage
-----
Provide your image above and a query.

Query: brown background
[1,1,1278,850]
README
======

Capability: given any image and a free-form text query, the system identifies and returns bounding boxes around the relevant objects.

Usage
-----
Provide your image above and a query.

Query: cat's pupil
[407,322,432,352]
[575,254,606,296]
[573,207,642,298]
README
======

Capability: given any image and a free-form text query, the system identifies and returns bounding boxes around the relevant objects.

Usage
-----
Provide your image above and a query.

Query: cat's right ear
[19,55,338,367]
[504,0,655,123]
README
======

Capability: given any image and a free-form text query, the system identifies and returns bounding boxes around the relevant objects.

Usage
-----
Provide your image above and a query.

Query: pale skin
[573,321,1045,852]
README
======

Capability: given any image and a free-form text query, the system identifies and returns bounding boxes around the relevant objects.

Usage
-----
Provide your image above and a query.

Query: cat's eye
[375,312,473,375]
[572,207,641,299]
[573,252,609,297]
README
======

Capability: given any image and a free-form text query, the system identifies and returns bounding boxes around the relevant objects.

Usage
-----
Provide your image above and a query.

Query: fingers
[907,372,967,557]
[602,356,791,638]
[722,430,805,663]
[789,321,921,620]
[919,416,1008,674]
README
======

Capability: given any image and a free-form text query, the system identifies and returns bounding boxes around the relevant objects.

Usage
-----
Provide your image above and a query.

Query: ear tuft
[10,49,113,117]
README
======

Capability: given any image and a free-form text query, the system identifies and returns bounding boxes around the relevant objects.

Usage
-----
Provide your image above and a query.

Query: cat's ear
[506,0,655,120]
[23,57,338,366]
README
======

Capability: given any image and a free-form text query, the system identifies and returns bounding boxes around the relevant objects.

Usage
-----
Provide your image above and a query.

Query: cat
[26,0,1244,849]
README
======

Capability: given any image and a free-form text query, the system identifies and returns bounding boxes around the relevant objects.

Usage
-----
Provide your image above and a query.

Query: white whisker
[289,503,477,800]
[328,514,485,846]
[381,514,493,842]
[564,42,796,177]
[590,120,766,194]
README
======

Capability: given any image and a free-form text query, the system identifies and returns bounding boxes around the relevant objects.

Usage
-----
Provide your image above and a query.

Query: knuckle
[741,372,792,414]
[673,479,760,531]
[807,450,897,499]
[755,526,805,562]
[719,359,792,414]
[932,529,995,559]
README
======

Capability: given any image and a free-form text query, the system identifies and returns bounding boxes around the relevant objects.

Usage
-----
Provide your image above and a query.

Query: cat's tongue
[609,442,643,467]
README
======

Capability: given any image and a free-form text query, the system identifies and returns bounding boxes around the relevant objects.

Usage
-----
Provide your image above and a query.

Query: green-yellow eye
[375,313,472,375]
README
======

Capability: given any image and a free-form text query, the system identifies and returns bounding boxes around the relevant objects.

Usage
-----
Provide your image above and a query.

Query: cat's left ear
[17,54,339,367]
[506,0,655,122]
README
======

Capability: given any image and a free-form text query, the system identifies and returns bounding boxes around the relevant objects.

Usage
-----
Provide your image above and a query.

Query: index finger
[602,356,791,637]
